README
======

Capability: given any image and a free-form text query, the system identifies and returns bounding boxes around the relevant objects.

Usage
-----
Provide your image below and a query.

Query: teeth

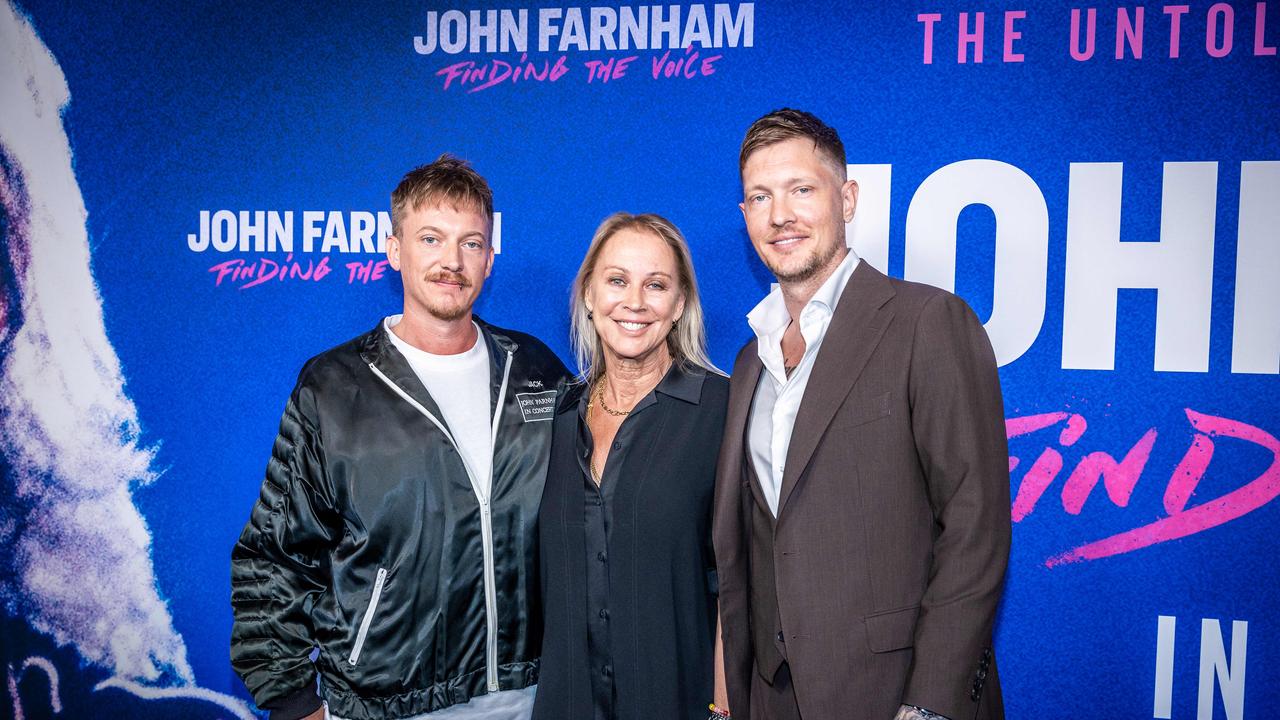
[618,321,647,331]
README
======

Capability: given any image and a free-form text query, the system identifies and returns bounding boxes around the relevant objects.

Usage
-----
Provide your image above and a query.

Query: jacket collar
[556,361,710,416]
[360,315,519,362]
[359,315,517,427]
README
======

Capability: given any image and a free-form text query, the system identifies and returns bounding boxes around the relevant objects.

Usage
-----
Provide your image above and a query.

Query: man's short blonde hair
[390,154,493,238]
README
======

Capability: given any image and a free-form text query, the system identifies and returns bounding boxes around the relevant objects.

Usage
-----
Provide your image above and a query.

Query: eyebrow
[413,225,487,241]
[744,176,815,193]
[601,265,673,279]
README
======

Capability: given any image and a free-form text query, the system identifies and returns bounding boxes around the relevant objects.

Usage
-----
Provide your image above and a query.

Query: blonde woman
[534,213,728,720]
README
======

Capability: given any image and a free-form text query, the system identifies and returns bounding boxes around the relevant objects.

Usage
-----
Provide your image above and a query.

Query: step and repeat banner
[2,0,1277,717]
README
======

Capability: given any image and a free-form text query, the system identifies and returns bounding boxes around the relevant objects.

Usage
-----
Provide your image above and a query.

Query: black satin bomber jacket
[230,319,570,720]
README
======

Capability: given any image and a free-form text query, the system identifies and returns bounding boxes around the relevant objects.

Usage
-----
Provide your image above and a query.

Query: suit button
[612,441,622,450]
[982,648,992,660]
[602,665,613,677]
[597,551,607,562]
[598,609,609,620]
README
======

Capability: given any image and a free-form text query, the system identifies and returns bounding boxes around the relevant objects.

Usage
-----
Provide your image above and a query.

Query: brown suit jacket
[713,261,1011,720]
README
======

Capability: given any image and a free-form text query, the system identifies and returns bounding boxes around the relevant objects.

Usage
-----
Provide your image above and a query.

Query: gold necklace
[584,392,607,485]
[593,379,630,417]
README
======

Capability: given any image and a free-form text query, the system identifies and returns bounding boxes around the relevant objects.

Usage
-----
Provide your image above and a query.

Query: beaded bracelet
[708,702,731,719]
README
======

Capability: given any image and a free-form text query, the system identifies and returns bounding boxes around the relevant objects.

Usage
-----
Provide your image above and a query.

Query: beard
[419,271,475,322]
[424,296,470,321]
[766,236,844,285]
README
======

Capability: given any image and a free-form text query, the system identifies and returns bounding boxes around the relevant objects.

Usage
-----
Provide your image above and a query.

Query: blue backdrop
[2,1,1277,718]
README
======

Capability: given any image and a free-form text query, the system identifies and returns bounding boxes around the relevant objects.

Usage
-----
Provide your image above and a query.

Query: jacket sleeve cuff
[266,683,322,720]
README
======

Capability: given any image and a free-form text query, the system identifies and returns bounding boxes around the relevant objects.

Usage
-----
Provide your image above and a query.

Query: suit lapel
[776,261,896,518]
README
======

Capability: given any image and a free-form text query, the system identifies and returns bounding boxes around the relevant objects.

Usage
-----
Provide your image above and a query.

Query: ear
[841,179,859,223]
[583,283,595,315]
[738,200,747,222]
[673,292,687,325]
[484,246,494,279]
[387,235,402,271]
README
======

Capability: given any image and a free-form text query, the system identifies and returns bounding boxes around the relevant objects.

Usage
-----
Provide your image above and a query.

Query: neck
[601,345,672,405]
[393,308,477,355]
[779,246,849,322]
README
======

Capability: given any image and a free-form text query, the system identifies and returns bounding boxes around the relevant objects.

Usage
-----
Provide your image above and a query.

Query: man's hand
[894,705,950,720]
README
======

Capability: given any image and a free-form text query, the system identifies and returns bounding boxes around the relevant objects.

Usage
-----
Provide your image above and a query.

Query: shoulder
[700,366,731,400]
[555,380,588,415]
[879,275,982,328]
[671,363,730,420]
[699,369,731,424]
[481,319,572,382]
[732,337,757,368]
[293,324,380,392]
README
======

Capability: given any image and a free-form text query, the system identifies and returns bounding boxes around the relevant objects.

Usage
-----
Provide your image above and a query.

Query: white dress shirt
[746,250,860,517]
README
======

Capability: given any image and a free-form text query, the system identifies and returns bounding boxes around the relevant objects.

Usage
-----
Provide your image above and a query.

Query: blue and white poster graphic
[1,1,1277,718]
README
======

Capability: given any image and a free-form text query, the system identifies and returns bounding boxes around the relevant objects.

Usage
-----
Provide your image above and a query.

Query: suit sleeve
[901,292,1011,719]
[230,381,340,719]
[711,345,757,720]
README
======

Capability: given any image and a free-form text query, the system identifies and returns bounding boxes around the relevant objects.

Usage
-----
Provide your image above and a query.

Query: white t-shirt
[385,315,494,501]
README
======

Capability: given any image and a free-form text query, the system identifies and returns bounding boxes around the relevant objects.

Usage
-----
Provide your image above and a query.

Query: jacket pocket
[348,567,388,666]
[863,604,919,653]
[831,391,892,431]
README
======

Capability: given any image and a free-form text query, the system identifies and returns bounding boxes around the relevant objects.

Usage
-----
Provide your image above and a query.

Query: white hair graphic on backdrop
[0,4,236,709]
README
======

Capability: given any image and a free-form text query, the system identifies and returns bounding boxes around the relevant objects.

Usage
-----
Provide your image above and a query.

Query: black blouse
[534,363,729,720]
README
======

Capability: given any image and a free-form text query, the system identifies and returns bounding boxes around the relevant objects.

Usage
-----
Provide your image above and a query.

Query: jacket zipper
[348,567,387,666]
[480,350,513,691]
[367,349,513,692]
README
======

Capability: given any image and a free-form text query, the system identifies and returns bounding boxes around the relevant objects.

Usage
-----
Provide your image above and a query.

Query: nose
[769,194,794,228]
[439,241,463,272]
[622,281,646,312]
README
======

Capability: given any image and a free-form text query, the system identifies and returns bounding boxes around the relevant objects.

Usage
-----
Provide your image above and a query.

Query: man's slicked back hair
[739,108,848,180]
[391,153,494,238]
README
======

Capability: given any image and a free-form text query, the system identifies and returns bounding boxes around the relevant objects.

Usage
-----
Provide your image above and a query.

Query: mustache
[426,271,471,287]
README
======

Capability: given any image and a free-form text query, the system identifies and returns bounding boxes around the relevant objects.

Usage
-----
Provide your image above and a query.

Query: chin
[604,339,665,364]
[424,300,471,322]
[773,255,827,283]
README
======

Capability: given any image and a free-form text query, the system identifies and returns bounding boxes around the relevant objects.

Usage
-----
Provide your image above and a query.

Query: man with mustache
[713,109,1011,720]
[232,155,570,720]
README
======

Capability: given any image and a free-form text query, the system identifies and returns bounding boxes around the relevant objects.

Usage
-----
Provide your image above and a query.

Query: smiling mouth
[616,320,651,332]
[770,234,807,248]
